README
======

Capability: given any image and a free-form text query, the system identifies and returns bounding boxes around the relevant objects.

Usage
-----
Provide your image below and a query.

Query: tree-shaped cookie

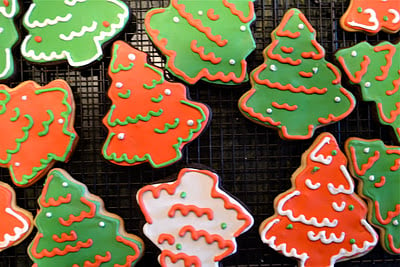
[346,138,400,254]
[21,0,129,67]
[0,80,78,187]
[260,133,378,266]
[340,0,400,34]
[0,181,33,252]
[145,0,256,85]
[28,168,144,266]
[238,8,355,140]
[0,0,19,80]
[137,168,254,266]
[102,41,210,168]
[336,41,400,143]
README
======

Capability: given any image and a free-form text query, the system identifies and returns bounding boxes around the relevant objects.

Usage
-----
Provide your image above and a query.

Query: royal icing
[346,138,400,254]
[0,181,33,252]
[21,0,129,67]
[102,41,210,168]
[28,168,144,266]
[137,168,254,266]
[336,41,400,143]
[145,0,256,85]
[0,80,78,187]
[260,133,378,266]
[0,0,19,80]
[238,8,355,140]
[340,0,400,34]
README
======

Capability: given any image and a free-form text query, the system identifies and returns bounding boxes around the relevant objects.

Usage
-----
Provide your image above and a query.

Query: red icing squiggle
[388,234,400,254]
[338,55,370,83]
[40,175,71,207]
[377,102,400,123]
[276,9,300,38]
[301,40,324,60]
[73,252,111,267]
[373,44,395,81]
[350,147,380,176]
[59,198,96,226]
[267,40,301,65]
[114,236,142,267]
[280,46,294,53]
[52,231,77,243]
[326,63,341,84]
[374,201,400,225]
[206,9,219,21]
[387,70,400,96]
[271,102,298,111]
[299,71,313,78]
[222,0,254,23]
[168,204,214,220]
[190,40,222,64]
[387,149,400,171]
[158,234,175,245]
[160,250,201,267]
[374,176,386,188]
[318,88,356,124]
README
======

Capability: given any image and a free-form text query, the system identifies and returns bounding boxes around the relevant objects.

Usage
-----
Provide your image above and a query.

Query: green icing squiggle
[38,110,54,137]
[143,64,164,89]
[118,90,131,99]
[7,114,34,155]
[151,94,163,103]
[106,104,163,127]
[154,118,179,134]
[10,107,20,122]
[0,90,11,115]
[110,44,134,73]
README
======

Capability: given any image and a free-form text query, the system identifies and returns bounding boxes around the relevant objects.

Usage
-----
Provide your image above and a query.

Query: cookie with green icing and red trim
[340,0,400,34]
[0,181,33,252]
[0,80,78,187]
[0,0,19,80]
[102,41,210,168]
[336,41,400,143]
[137,167,254,266]
[238,8,355,140]
[260,133,378,266]
[21,0,129,67]
[145,0,256,85]
[345,137,400,254]
[28,168,144,266]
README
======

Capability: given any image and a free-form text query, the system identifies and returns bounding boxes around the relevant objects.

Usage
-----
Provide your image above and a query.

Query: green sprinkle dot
[383,16,389,21]
[331,150,337,156]
[348,205,354,211]
[180,192,186,198]
[312,166,320,173]
[176,243,182,250]
[350,239,356,244]
[286,224,293,229]
[221,222,227,230]
[357,7,362,13]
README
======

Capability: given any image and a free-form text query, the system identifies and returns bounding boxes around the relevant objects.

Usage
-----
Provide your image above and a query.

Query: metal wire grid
[0,0,399,266]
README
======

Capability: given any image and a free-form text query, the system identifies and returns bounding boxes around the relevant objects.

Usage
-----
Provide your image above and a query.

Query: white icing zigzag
[332,201,346,212]
[309,136,333,165]
[327,165,354,195]
[59,21,98,41]
[348,8,379,31]
[305,179,320,190]
[307,230,345,244]
[0,0,17,18]
[24,5,72,28]
[0,208,29,248]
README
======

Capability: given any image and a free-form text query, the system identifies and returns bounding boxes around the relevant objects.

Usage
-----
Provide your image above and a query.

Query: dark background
[1,0,400,266]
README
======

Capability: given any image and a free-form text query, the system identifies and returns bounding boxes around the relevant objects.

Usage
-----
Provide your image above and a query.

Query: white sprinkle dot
[363,147,370,154]
[269,65,277,71]
[229,59,236,65]
[368,175,375,181]
[14,162,20,167]
[117,133,125,140]
[128,53,136,61]
[164,89,171,95]
[173,16,180,23]
[116,82,123,88]
[187,120,194,126]
[240,25,246,31]
[58,119,64,124]
[266,108,273,114]
[62,182,68,187]
[21,95,27,101]
[334,97,341,103]
[46,212,52,218]
[351,51,357,57]
[198,10,203,16]
[312,67,318,74]
[365,82,371,88]
[99,221,105,227]
[393,220,399,226]
[298,24,304,29]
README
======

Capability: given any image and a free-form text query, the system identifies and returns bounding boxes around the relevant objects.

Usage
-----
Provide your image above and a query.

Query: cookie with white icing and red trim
[145,0,256,85]
[336,41,400,143]
[260,133,378,266]
[21,0,129,67]
[238,8,355,140]
[0,80,78,187]
[340,0,400,34]
[0,181,33,252]
[28,168,144,266]
[136,167,254,266]
[345,137,400,254]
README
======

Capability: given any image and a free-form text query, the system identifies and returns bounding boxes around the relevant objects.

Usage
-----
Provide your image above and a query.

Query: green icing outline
[110,44,134,73]
[154,118,180,134]
[106,104,163,127]
[10,107,20,122]
[38,110,55,137]
[118,89,131,99]
[143,63,164,89]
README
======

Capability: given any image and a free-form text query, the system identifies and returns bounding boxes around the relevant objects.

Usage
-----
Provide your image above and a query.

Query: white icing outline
[64,0,87,6]
[309,136,333,165]
[348,8,379,31]
[305,179,320,190]
[389,9,400,23]
[327,165,354,195]
[307,230,345,244]
[59,21,98,41]
[0,208,29,248]
[0,48,12,79]
[332,201,346,212]
[277,191,338,227]
[0,0,17,18]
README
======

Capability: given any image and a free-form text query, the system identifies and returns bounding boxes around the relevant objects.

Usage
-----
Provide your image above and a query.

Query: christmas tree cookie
[145,0,256,85]
[137,168,254,266]
[21,0,129,67]
[102,41,210,168]
[336,41,400,143]
[0,181,33,252]
[238,8,355,140]
[0,80,78,187]
[0,0,19,80]
[28,168,144,266]
[260,133,378,266]
[346,138,400,254]
[341,0,400,34]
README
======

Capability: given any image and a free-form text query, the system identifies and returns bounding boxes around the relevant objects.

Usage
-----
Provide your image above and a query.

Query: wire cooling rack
[1,0,399,266]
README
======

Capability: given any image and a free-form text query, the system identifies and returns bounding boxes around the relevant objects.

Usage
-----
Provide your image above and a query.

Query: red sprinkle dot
[103,21,110,27]
[34,36,42,43]
[3,0,9,7]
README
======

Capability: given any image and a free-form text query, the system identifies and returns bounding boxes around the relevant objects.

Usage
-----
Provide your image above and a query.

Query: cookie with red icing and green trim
[0,0,19,80]
[336,41,400,143]
[340,0,400,34]
[137,167,254,266]
[260,133,378,266]
[21,0,129,67]
[345,137,400,255]
[0,181,33,252]
[145,0,256,85]
[28,168,144,266]
[102,41,210,168]
[238,8,356,140]
[0,80,78,187]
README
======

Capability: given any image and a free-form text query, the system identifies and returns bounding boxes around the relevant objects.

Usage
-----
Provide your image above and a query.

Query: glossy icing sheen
[340,0,400,34]
[0,0,19,80]
[238,8,355,140]
[0,181,33,252]
[145,0,256,85]
[28,168,144,266]
[137,168,254,266]
[102,41,210,168]
[259,133,378,267]
[21,0,129,67]
[336,41,400,143]
[346,138,400,254]
[0,80,78,187]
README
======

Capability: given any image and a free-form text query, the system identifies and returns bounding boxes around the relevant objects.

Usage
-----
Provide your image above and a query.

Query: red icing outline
[271,102,298,111]
[267,40,301,66]
[160,250,201,267]
[281,125,315,140]
[301,40,324,60]
[168,204,214,220]
[276,9,300,38]
[326,63,341,84]
[338,55,370,83]
[388,234,400,254]
[158,234,175,245]
[374,201,400,225]
[350,147,380,176]
[114,236,142,267]
[40,175,72,207]
[59,197,96,226]
[317,88,356,124]
[387,149,400,171]
[52,231,77,243]
[190,40,222,64]
[377,102,400,123]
